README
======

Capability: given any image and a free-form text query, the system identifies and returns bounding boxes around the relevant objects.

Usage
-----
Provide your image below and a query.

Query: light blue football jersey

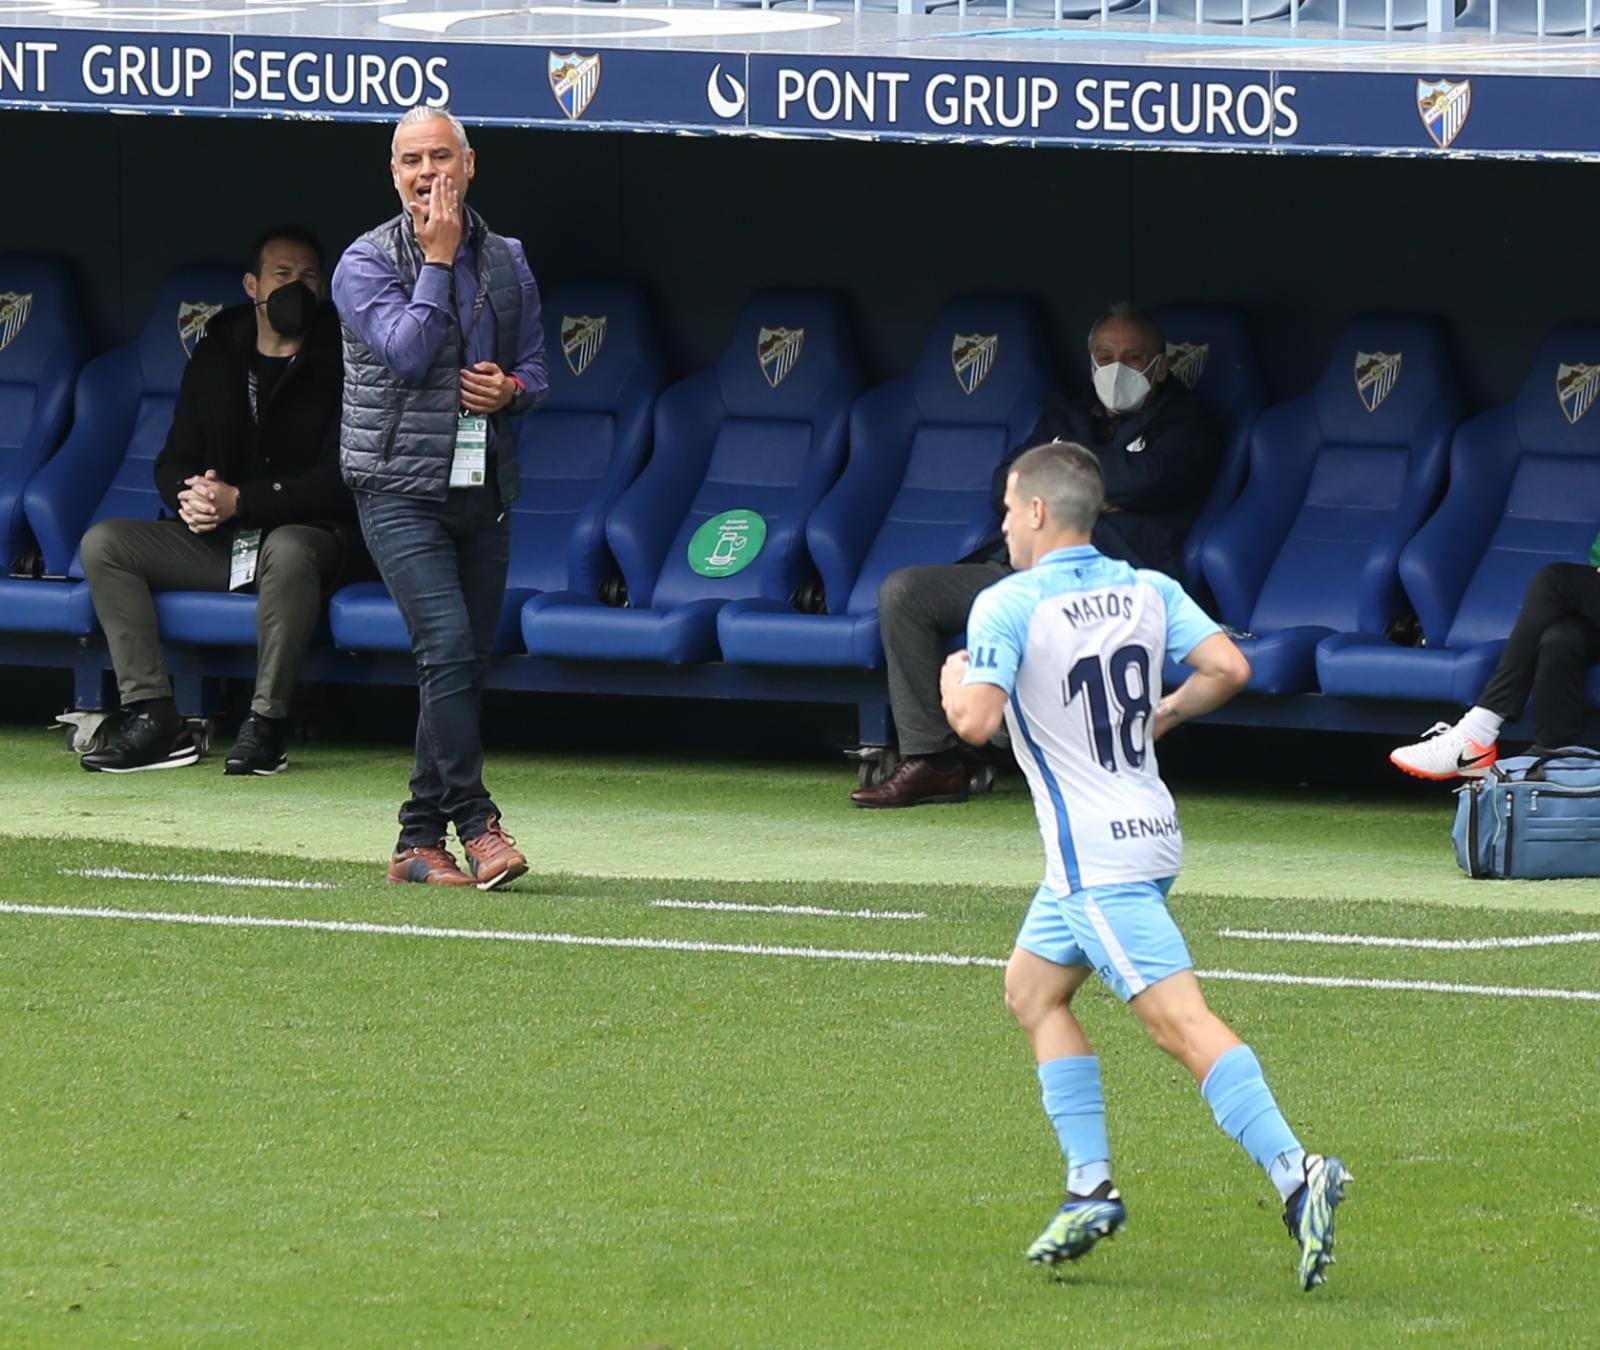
[962,544,1221,892]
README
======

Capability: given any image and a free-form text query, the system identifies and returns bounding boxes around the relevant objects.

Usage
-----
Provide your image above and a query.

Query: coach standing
[333,106,549,890]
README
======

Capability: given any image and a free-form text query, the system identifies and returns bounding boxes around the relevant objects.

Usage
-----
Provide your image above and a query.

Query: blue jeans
[357,487,510,850]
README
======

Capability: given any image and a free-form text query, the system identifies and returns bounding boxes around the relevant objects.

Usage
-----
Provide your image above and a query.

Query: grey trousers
[81,518,340,719]
[878,558,1011,756]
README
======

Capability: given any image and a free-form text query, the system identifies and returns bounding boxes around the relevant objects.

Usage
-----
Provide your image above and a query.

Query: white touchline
[60,867,337,891]
[5,902,1600,1002]
[652,899,927,920]
[0,904,999,969]
[1219,926,1600,951]
[1199,968,1600,1003]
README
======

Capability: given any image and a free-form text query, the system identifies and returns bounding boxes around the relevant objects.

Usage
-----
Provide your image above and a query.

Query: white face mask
[1091,360,1152,415]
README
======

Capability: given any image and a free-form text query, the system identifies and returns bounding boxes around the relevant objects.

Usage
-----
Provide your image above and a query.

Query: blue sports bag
[1453,747,1600,879]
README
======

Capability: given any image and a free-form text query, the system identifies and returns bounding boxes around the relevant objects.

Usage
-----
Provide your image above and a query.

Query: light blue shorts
[1014,877,1191,1004]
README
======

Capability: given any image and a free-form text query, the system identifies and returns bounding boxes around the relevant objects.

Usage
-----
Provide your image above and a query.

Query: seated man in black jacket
[852,302,1220,808]
[80,226,354,776]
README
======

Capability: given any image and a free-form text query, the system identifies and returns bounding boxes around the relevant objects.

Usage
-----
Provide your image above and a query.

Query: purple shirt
[332,219,549,410]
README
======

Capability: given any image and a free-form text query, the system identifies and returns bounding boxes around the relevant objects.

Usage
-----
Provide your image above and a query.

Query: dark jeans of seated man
[1477,562,1600,747]
[356,487,511,850]
[81,518,340,718]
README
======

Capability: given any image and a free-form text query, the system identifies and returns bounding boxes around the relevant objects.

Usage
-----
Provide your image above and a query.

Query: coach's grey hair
[391,105,472,157]
[1009,442,1105,536]
[1086,302,1165,355]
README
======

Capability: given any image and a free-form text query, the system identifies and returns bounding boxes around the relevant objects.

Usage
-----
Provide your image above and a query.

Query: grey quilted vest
[340,209,524,503]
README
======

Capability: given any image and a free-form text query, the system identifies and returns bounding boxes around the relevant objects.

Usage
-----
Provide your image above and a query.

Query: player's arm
[1152,631,1250,740]
[942,651,1008,745]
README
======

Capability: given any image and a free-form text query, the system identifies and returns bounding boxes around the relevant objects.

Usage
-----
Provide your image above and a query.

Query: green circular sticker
[687,509,767,578]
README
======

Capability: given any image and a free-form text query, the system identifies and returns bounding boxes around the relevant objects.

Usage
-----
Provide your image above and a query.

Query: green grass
[2,728,1599,1345]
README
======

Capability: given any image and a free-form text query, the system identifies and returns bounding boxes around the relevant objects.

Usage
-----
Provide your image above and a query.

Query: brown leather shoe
[850,756,970,809]
[462,816,529,891]
[388,842,474,886]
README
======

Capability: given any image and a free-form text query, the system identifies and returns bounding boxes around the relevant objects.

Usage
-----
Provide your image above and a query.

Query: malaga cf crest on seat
[1417,78,1471,150]
[0,292,32,352]
[561,315,607,377]
[1166,341,1209,390]
[549,52,601,121]
[1557,363,1600,425]
[1354,350,1402,412]
[177,300,222,358]
[758,326,805,388]
[951,333,998,395]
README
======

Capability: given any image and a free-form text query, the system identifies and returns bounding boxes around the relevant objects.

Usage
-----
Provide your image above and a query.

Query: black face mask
[260,280,318,340]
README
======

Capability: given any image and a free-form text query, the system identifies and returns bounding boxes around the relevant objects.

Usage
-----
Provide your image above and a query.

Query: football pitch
[2,728,1598,1346]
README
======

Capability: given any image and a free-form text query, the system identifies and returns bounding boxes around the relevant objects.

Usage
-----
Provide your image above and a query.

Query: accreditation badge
[450,414,488,489]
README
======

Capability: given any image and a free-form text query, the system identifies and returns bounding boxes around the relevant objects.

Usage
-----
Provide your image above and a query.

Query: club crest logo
[177,300,222,358]
[757,326,805,389]
[1354,350,1403,413]
[549,52,601,121]
[0,292,32,352]
[561,315,607,377]
[1417,78,1471,150]
[1557,362,1600,426]
[951,333,998,396]
[1166,340,1209,389]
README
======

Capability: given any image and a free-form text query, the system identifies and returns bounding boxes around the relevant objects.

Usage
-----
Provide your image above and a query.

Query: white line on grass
[1200,967,1600,1003]
[0,903,1000,968]
[1219,926,1600,951]
[652,899,927,920]
[60,867,337,891]
[6,902,1600,1002]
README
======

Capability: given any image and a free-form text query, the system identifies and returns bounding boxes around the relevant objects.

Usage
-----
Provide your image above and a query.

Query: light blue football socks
[1201,1044,1306,1200]
[1038,1055,1113,1196]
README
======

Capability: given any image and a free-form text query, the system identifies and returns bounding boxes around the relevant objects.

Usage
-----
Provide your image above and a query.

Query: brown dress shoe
[462,816,529,891]
[389,842,474,886]
[850,756,970,809]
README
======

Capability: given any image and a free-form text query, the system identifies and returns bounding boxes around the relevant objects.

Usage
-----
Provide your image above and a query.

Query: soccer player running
[940,441,1350,1291]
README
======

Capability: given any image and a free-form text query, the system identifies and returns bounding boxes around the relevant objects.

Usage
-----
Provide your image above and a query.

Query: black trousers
[1478,562,1600,747]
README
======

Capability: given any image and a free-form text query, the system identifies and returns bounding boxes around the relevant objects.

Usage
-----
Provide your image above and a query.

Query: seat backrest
[608,288,861,611]
[814,296,1049,616]
[510,281,665,599]
[70,267,242,575]
[22,265,239,576]
[1437,325,1600,649]
[0,256,88,565]
[1205,314,1461,636]
[1154,303,1268,592]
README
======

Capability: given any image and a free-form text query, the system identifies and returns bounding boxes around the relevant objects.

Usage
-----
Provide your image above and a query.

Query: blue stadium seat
[1459,0,1595,33]
[522,289,861,665]
[0,257,87,573]
[717,297,1049,669]
[1318,325,1600,705]
[330,282,666,656]
[1153,304,1267,598]
[1197,315,1462,694]
[0,266,239,637]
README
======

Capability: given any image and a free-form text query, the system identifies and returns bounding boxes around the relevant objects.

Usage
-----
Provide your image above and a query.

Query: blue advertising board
[0,5,1596,161]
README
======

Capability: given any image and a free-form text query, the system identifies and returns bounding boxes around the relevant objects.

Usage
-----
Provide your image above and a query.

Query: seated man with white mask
[851,302,1221,809]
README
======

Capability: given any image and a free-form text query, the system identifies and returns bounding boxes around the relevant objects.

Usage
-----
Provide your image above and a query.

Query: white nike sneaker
[1389,721,1498,781]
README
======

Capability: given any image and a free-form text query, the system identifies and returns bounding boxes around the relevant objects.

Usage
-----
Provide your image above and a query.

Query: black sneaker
[81,710,199,774]
[224,714,289,776]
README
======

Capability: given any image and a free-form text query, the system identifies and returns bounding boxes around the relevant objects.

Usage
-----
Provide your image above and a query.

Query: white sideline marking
[5,902,1600,1002]
[1200,967,1600,1004]
[60,867,336,891]
[1219,926,1600,951]
[652,899,927,920]
[0,904,1001,969]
